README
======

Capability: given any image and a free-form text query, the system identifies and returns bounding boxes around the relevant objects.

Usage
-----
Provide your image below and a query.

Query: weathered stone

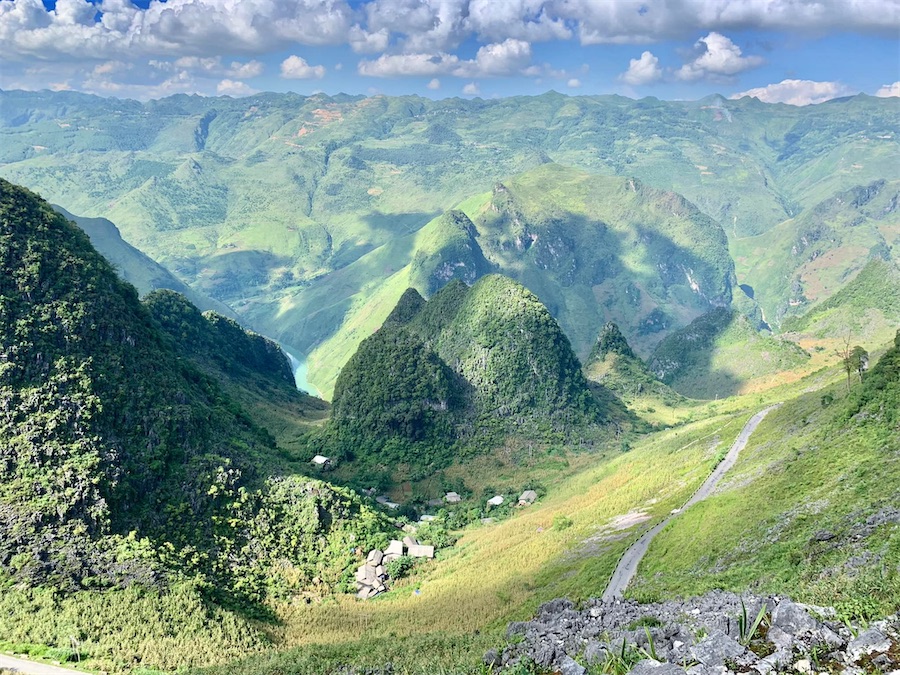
[375,564,386,577]
[402,535,419,548]
[364,563,377,580]
[685,665,727,675]
[690,630,747,666]
[814,626,844,650]
[771,600,818,635]
[385,539,404,557]
[814,530,836,541]
[766,625,793,651]
[794,659,812,674]
[383,553,398,564]
[583,640,607,666]
[407,543,435,558]
[531,641,557,668]
[482,649,501,667]
[366,548,384,565]
[629,660,687,675]
[847,629,891,662]
[558,655,586,675]
[355,565,369,583]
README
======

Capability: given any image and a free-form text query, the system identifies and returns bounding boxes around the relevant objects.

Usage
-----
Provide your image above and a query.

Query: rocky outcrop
[493,591,899,674]
[355,537,435,599]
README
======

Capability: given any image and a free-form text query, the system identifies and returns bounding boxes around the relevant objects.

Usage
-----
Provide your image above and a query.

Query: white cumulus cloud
[427,77,441,89]
[358,51,460,77]
[875,81,900,97]
[675,32,763,81]
[281,55,326,79]
[620,50,662,85]
[567,78,581,88]
[217,79,259,96]
[359,38,531,78]
[730,79,855,106]
[462,81,480,95]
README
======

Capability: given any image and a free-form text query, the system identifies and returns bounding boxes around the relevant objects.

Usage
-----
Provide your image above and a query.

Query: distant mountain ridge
[1,89,896,395]
[54,205,238,318]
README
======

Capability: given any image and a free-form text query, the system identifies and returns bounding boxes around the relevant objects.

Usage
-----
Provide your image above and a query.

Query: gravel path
[0,655,84,675]
[601,405,780,602]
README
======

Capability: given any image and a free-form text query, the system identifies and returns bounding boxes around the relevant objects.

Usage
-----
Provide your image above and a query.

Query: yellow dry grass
[273,411,751,647]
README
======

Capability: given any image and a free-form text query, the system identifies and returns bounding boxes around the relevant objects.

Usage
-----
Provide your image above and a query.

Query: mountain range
[1,89,898,674]
[1,90,897,397]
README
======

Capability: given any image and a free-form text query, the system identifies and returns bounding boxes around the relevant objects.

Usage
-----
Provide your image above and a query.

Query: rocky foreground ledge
[487,591,899,674]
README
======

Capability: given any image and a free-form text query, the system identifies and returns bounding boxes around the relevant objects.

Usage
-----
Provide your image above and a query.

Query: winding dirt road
[601,405,780,602]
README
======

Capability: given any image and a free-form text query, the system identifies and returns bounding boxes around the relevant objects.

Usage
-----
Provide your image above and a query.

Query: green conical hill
[418,274,599,424]
[327,274,604,475]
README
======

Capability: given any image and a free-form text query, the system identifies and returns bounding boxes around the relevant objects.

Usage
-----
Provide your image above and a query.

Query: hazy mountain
[731,179,900,327]
[2,90,896,396]
[54,204,238,318]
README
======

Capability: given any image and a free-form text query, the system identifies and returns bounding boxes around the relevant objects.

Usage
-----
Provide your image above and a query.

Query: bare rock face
[491,591,899,674]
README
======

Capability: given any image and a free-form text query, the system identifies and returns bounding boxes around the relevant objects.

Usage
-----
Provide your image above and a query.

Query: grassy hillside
[632,330,900,620]
[731,179,900,326]
[2,90,897,397]
[583,322,689,423]
[648,308,810,399]
[782,257,900,347]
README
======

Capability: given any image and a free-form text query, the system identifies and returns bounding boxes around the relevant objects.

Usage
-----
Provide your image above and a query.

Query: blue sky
[1,0,898,104]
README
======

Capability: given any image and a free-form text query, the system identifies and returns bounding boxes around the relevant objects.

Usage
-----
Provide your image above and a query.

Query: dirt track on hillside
[601,405,780,602]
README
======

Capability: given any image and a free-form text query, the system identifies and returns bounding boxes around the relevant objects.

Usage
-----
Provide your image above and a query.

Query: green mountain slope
[583,322,687,413]
[54,205,238,318]
[782,257,900,344]
[648,308,810,399]
[307,164,738,395]
[324,275,604,478]
[2,90,897,397]
[731,179,900,326]
[143,290,328,452]
[0,178,389,605]
[632,330,900,618]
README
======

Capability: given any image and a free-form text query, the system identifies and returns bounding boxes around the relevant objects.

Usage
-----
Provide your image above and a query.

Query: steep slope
[324,275,604,478]
[782,257,900,345]
[2,90,896,397]
[307,164,738,395]
[53,205,238,318]
[0,179,388,604]
[143,290,329,450]
[731,179,900,326]
[632,331,900,619]
[648,308,809,399]
[583,322,687,414]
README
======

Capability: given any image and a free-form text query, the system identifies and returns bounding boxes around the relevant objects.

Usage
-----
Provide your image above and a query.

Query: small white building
[518,490,538,506]
[487,495,505,507]
[311,455,332,468]
[444,492,462,503]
